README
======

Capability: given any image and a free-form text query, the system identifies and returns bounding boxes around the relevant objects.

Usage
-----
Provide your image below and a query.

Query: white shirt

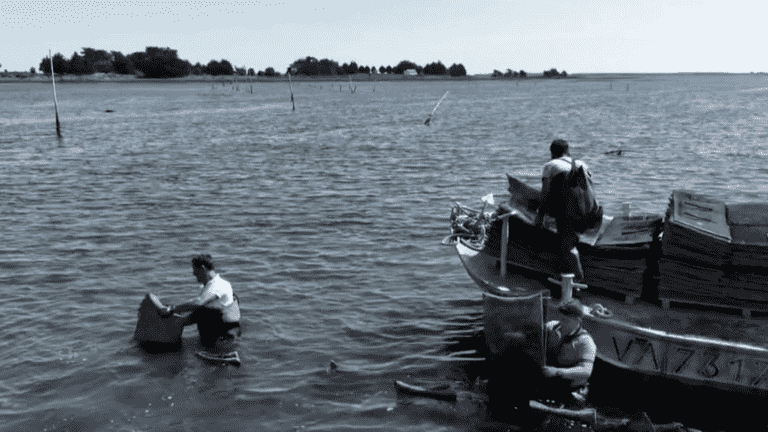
[199,274,234,307]
[542,156,590,182]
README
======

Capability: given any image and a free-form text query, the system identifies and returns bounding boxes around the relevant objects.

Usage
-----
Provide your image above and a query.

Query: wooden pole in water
[424,91,449,126]
[49,50,61,138]
[287,73,295,111]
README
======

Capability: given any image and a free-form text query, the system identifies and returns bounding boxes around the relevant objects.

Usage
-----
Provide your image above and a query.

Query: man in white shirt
[534,139,591,281]
[163,254,241,351]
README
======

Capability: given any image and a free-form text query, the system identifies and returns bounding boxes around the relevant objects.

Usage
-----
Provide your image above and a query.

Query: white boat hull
[455,240,768,396]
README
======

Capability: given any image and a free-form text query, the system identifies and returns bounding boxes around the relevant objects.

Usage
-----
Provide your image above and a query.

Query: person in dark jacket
[534,139,593,281]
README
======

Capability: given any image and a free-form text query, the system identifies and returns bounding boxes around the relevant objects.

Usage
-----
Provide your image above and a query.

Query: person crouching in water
[161,254,241,353]
[540,298,596,408]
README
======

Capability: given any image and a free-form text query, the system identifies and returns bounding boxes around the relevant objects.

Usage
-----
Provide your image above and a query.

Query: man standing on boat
[540,299,596,407]
[160,254,241,353]
[534,139,592,282]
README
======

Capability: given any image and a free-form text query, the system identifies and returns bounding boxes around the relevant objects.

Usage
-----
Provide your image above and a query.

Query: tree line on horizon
[35,48,471,78]
[287,57,467,77]
[33,47,563,79]
[491,68,567,78]
[39,47,255,78]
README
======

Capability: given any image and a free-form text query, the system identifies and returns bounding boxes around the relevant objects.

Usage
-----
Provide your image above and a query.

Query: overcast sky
[0,0,764,74]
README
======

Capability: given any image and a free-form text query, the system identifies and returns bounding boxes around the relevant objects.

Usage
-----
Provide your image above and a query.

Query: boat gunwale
[454,239,768,355]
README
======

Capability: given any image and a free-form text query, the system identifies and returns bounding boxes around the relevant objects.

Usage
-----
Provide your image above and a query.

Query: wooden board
[726,203,768,226]
[195,351,241,366]
[670,190,731,241]
[394,380,457,401]
[529,400,596,424]
[662,221,730,266]
[596,214,661,246]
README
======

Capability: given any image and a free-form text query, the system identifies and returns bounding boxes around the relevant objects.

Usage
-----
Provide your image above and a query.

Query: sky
[0,0,765,74]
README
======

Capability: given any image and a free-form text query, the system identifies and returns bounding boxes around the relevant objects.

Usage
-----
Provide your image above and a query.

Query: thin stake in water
[288,73,295,111]
[425,91,449,126]
[49,49,61,138]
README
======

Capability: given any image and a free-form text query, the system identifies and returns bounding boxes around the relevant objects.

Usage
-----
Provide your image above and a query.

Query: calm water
[1,74,768,432]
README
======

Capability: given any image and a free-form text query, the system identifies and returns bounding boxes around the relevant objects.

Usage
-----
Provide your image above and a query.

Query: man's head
[192,254,216,284]
[558,298,584,335]
[550,139,570,159]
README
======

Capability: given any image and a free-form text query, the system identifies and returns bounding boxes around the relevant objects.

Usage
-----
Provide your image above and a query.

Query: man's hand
[158,305,174,317]
[541,365,561,378]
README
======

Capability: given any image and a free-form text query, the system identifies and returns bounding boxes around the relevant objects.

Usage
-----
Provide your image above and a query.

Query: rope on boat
[444,202,490,247]
[589,303,613,318]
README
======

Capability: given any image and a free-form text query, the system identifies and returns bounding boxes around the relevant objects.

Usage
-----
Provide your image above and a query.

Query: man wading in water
[161,254,241,356]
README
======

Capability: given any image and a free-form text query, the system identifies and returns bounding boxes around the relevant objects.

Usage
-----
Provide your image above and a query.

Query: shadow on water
[131,339,188,378]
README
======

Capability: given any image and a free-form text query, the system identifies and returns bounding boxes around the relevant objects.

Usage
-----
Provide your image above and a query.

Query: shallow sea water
[1,74,768,431]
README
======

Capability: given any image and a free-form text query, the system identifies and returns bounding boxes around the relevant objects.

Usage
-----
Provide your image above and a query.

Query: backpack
[562,159,603,232]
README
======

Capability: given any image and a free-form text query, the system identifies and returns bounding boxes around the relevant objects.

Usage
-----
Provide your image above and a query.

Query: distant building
[404,69,417,76]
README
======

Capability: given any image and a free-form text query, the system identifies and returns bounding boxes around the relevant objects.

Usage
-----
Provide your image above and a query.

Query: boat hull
[455,239,768,397]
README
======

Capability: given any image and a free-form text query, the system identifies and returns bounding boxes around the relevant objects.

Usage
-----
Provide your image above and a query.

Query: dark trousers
[543,173,584,280]
[555,216,584,280]
[184,307,241,351]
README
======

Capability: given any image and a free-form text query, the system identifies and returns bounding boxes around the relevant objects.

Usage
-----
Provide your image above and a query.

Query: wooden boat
[393,380,699,431]
[448,176,768,404]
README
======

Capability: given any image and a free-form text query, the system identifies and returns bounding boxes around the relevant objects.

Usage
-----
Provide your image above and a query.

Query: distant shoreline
[1,71,763,84]
[0,72,496,83]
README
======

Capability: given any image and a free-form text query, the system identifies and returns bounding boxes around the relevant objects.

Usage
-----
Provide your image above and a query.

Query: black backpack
[562,159,603,232]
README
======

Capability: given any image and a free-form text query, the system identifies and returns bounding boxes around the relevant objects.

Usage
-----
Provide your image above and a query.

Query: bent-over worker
[161,254,241,352]
[540,298,596,407]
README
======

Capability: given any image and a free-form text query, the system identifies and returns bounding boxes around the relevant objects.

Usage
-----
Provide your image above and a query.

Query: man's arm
[170,290,220,314]
[541,337,596,387]
[542,360,594,387]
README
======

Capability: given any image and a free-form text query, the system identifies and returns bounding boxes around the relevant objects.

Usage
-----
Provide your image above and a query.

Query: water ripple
[1,76,767,431]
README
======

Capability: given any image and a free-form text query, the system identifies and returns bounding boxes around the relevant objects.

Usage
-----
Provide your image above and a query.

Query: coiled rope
[443,203,490,247]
